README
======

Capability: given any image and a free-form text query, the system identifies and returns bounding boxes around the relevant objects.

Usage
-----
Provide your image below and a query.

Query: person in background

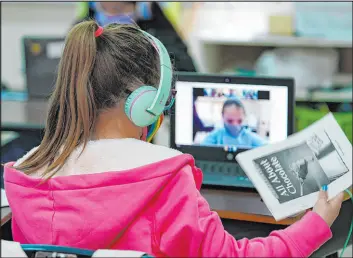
[227,89,237,98]
[201,98,267,147]
[4,21,344,257]
[75,1,196,72]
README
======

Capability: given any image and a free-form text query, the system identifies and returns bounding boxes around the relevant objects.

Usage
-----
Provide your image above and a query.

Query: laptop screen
[175,82,289,149]
[170,73,294,189]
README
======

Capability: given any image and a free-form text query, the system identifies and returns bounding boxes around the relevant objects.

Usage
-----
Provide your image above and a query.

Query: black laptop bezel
[170,72,295,190]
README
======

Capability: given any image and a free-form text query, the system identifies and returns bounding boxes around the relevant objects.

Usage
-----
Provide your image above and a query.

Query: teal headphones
[124,30,173,127]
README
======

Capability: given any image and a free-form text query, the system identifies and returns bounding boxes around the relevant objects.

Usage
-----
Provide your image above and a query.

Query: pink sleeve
[156,170,332,257]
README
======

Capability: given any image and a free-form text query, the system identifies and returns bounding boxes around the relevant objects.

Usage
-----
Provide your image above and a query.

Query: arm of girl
[155,167,343,257]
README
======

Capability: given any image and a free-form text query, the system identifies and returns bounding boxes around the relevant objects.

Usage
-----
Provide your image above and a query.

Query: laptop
[23,37,65,99]
[170,73,295,217]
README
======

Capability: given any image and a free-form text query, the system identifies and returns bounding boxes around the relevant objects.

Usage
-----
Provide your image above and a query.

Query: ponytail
[15,21,99,178]
[15,21,163,179]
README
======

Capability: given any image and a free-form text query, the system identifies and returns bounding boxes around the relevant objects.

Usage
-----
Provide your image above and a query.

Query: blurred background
[2,2,352,93]
[1,2,352,256]
[1,2,352,162]
[2,2,352,125]
[1,2,352,86]
[1,0,352,178]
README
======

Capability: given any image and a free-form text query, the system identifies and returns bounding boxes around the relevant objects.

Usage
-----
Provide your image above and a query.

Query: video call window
[174,81,289,151]
[192,88,271,149]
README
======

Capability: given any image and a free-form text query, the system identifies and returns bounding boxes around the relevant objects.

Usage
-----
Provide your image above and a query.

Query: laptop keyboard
[195,160,254,188]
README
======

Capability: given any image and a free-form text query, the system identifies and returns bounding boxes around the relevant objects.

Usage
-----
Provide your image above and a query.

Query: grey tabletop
[1,207,12,226]
[1,100,48,131]
[201,188,272,216]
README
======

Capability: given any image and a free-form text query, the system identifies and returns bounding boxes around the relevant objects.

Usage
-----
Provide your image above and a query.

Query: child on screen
[4,21,344,257]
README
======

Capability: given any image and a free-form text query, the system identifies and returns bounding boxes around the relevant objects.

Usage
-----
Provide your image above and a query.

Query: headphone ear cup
[125,86,159,127]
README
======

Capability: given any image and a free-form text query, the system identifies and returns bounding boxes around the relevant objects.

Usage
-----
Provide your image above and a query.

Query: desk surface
[1,100,48,131]
[201,188,302,225]
[1,132,20,146]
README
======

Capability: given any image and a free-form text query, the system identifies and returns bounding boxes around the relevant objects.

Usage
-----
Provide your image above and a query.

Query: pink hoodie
[4,139,332,257]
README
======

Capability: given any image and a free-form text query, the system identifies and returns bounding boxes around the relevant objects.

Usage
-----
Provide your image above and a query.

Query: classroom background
[2,2,352,137]
[1,2,352,257]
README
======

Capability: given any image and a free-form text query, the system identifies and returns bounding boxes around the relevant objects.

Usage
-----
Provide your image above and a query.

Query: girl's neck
[93,108,141,141]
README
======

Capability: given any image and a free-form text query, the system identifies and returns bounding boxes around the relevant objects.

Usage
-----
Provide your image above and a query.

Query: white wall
[1,2,76,90]
[186,2,294,72]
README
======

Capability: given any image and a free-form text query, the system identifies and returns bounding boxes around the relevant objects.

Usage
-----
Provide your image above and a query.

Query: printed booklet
[236,113,352,221]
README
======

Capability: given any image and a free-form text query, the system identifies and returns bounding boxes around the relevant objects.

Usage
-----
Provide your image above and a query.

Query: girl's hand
[313,185,344,227]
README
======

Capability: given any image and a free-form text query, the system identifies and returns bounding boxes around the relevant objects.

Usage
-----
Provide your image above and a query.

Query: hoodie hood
[4,139,202,250]
[12,139,182,178]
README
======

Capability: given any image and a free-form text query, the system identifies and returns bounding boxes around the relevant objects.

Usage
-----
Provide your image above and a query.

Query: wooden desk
[203,187,352,225]
[216,210,303,225]
[1,100,48,132]
[202,188,302,225]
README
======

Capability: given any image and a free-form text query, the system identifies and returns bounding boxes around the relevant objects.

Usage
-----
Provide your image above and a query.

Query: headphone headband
[124,29,173,128]
[139,30,173,116]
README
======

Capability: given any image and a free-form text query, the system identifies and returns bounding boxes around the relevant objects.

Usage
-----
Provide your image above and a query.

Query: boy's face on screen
[223,105,245,126]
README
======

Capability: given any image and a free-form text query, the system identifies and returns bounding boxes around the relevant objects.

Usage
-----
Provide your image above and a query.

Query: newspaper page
[236,113,352,221]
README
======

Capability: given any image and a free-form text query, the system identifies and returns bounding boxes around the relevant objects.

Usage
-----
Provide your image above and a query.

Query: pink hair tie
[95,26,104,37]
[150,40,159,53]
